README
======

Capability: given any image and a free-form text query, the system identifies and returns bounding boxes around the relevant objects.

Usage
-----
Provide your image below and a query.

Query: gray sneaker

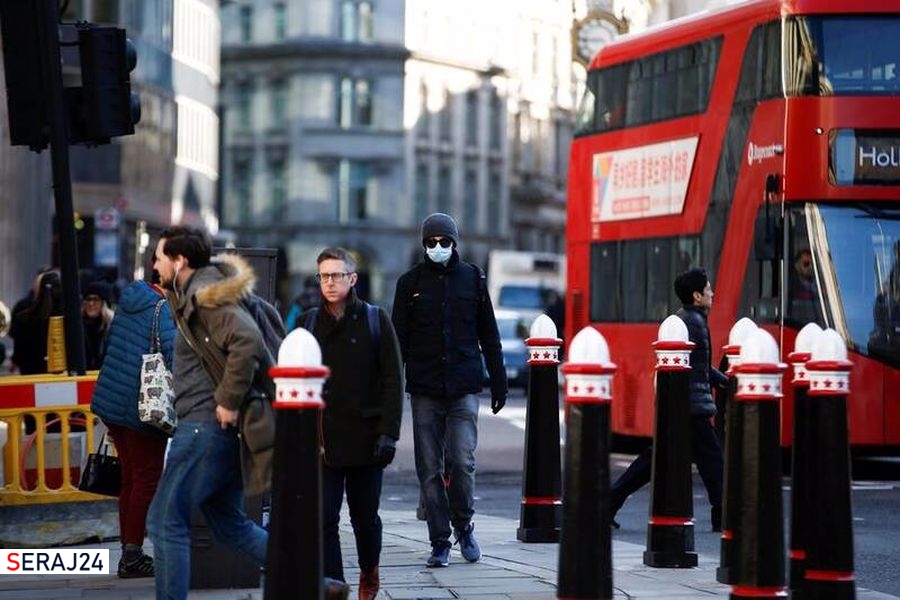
[454,523,482,562]
[426,542,451,567]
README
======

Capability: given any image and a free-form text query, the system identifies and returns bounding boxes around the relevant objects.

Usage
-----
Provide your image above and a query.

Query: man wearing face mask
[392,213,508,568]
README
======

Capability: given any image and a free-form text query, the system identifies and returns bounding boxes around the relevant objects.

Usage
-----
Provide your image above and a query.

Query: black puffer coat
[309,291,404,468]
[392,252,507,402]
[676,305,727,417]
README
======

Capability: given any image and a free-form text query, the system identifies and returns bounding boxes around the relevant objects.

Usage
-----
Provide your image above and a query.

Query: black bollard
[718,318,757,585]
[787,323,822,599]
[518,315,563,542]
[643,316,697,568]
[265,358,331,600]
[804,328,856,600]
[729,328,787,600]
[558,327,617,600]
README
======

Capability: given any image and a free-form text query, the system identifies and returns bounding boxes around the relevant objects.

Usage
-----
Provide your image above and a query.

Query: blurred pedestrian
[609,267,727,531]
[91,280,175,578]
[82,281,114,370]
[284,275,321,332]
[303,247,403,600]
[392,212,508,567]
[10,269,62,375]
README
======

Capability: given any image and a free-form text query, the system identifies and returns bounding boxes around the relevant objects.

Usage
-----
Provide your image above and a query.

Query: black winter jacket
[309,291,404,468]
[676,305,728,417]
[392,252,507,402]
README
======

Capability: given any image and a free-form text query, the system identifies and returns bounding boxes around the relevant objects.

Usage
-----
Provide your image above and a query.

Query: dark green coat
[308,291,403,468]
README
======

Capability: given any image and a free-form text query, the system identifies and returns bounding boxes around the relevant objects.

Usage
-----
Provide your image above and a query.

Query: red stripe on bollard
[789,549,807,560]
[722,529,734,540]
[805,570,855,581]
[522,497,562,505]
[648,516,693,526]
[730,585,788,597]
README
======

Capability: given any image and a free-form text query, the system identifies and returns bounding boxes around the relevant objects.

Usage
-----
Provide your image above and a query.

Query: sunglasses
[425,238,452,249]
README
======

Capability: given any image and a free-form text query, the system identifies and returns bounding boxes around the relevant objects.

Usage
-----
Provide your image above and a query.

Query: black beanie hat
[83,281,112,305]
[673,268,708,305]
[421,213,459,247]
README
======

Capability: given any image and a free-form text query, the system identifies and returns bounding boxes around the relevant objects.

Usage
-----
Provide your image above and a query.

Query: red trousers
[105,423,167,546]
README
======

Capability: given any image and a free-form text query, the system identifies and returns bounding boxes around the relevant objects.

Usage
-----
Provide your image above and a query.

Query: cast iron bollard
[717,317,758,584]
[788,322,823,599]
[518,314,563,542]
[804,328,856,600]
[265,328,331,600]
[729,328,787,600]
[643,315,697,568]
[558,326,617,600]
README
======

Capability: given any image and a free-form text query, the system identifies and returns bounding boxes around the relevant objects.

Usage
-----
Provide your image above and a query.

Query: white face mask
[426,245,452,264]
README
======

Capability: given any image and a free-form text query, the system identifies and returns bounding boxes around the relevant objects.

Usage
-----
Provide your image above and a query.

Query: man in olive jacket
[147,226,268,600]
[392,213,508,568]
[303,247,403,600]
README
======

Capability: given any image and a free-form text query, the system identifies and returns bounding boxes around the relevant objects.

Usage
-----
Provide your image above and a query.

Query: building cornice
[221,39,410,63]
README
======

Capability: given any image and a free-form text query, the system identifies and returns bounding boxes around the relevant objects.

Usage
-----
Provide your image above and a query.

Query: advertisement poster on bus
[591,136,698,223]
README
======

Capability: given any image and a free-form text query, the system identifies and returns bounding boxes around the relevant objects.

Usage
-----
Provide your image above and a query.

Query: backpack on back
[241,293,286,397]
[302,302,381,353]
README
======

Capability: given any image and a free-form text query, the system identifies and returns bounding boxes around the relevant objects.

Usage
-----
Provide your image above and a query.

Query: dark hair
[316,247,357,272]
[159,226,212,269]
[673,268,709,305]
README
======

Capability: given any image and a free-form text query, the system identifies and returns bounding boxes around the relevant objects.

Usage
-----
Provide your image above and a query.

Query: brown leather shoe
[359,567,380,600]
[323,577,350,600]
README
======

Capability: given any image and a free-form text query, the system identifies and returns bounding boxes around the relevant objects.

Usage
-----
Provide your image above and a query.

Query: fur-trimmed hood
[194,253,257,309]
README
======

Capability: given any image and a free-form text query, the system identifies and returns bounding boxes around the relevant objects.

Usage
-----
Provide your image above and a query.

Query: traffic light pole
[37,0,86,374]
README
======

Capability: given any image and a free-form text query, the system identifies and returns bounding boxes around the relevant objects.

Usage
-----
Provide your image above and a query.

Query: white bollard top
[276,327,325,367]
[657,314,689,342]
[728,317,758,347]
[794,322,824,355]
[810,328,848,362]
[567,326,610,365]
[529,314,558,340]
[739,327,780,364]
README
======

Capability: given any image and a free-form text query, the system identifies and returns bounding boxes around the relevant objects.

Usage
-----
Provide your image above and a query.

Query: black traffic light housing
[0,1,49,150]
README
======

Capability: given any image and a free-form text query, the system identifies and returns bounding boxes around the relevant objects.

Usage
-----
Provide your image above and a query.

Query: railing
[0,373,106,505]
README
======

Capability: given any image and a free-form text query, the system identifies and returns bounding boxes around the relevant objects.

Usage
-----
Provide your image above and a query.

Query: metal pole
[37,0,85,374]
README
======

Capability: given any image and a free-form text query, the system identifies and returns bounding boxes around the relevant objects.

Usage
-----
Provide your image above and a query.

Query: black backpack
[302,302,381,356]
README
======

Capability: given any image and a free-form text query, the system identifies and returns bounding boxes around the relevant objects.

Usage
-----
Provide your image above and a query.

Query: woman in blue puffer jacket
[91,280,175,579]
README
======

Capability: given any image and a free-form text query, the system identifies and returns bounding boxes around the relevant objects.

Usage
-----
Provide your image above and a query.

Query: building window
[271,78,288,127]
[239,5,252,42]
[338,77,373,128]
[464,166,478,231]
[341,0,373,42]
[274,2,286,40]
[233,159,252,223]
[338,160,370,221]
[269,158,286,222]
[437,165,452,213]
[439,89,452,142]
[236,81,252,129]
[465,90,478,147]
[488,169,502,227]
[417,83,430,140]
[489,91,502,150]
[415,161,430,222]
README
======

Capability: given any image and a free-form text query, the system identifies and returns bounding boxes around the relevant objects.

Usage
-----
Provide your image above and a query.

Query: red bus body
[567,0,900,449]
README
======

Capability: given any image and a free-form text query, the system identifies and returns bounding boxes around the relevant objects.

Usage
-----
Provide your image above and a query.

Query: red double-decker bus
[567,0,900,449]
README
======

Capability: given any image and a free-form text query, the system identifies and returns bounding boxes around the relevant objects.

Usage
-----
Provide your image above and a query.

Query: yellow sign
[46,316,67,374]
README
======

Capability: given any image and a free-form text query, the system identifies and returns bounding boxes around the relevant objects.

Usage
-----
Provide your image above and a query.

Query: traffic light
[0,1,49,150]
[73,25,141,143]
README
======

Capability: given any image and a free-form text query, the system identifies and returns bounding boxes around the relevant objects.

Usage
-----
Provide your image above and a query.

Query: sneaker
[117,554,154,578]
[454,523,482,563]
[426,542,451,567]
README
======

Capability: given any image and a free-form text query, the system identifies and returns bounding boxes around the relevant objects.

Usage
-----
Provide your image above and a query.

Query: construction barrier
[0,372,105,505]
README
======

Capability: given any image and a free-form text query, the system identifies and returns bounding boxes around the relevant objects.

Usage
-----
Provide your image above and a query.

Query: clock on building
[572,11,628,67]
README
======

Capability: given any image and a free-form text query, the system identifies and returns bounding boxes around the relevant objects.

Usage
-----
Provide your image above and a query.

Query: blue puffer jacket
[91,281,175,434]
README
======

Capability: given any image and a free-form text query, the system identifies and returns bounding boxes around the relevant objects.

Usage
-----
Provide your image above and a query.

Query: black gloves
[374,434,396,467]
[491,394,506,414]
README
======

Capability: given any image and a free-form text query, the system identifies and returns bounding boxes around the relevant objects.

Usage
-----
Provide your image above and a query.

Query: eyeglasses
[425,238,452,249]
[83,296,103,304]
[316,272,351,283]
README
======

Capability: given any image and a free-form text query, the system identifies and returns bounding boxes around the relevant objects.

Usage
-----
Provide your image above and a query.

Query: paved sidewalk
[2,508,898,600]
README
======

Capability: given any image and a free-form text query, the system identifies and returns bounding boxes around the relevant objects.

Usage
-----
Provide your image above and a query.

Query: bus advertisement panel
[567,0,900,450]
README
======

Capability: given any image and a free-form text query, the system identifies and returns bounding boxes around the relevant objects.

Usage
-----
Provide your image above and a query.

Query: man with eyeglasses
[392,213,508,568]
[303,247,403,600]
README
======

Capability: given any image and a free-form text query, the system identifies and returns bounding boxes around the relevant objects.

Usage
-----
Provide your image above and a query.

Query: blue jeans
[147,422,268,600]
[322,464,384,581]
[411,394,479,546]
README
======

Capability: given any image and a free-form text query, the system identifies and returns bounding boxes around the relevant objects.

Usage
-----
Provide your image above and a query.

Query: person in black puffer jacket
[392,213,507,568]
[610,267,728,532]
